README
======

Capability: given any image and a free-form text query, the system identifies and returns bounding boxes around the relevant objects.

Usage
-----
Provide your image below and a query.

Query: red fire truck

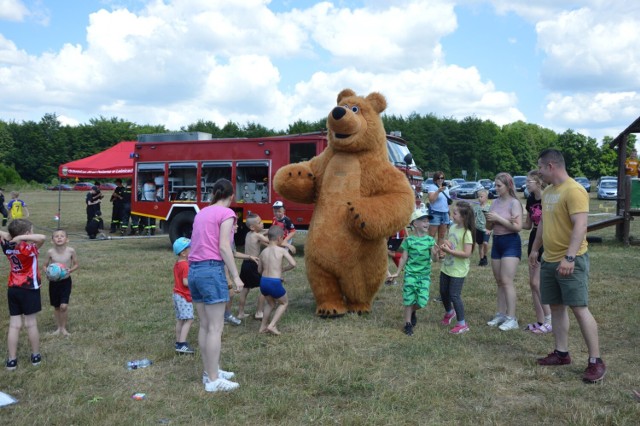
[130,131,423,243]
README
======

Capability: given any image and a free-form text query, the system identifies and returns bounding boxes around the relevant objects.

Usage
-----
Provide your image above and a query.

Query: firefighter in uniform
[120,180,137,236]
[110,179,125,233]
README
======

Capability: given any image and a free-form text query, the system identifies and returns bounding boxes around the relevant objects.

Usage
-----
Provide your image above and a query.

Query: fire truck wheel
[169,210,196,243]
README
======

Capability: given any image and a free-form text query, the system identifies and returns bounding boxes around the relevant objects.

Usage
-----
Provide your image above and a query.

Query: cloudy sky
[1,0,639,143]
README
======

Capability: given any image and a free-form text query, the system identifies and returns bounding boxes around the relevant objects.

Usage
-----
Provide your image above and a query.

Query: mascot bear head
[326,89,388,154]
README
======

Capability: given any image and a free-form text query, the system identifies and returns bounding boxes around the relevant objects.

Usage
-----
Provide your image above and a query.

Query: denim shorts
[188,260,229,305]
[491,233,522,259]
[540,253,590,306]
[428,209,449,226]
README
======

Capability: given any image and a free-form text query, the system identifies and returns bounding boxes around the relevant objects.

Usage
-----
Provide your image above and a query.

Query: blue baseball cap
[172,237,191,255]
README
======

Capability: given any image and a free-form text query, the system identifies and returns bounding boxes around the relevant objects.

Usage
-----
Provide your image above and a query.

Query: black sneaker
[175,343,195,354]
[403,322,414,336]
[411,311,417,327]
[6,358,17,371]
[31,353,42,366]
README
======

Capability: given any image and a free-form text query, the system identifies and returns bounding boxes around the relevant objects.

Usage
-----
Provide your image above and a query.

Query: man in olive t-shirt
[528,149,606,384]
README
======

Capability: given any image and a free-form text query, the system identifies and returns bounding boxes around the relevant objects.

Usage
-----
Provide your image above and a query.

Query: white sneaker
[205,377,239,392]
[218,369,235,380]
[203,369,235,384]
[487,313,506,327]
[499,317,519,331]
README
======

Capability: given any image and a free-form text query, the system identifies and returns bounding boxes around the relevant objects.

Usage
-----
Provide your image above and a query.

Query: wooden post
[616,134,628,241]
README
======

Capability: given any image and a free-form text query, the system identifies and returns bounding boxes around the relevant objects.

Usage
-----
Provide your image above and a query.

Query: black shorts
[49,277,72,307]
[7,286,42,316]
[527,227,544,261]
[239,260,261,289]
[475,229,489,244]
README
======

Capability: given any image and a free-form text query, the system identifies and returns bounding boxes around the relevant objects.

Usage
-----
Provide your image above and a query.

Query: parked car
[454,182,484,199]
[574,177,591,192]
[46,184,72,191]
[513,175,527,192]
[448,184,461,198]
[421,177,434,192]
[73,182,94,191]
[99,182,117,190]
[596,176,616,190]
[452,178,466,186]
[478,179,492,190]
[488,182,498,199]
[597,180,618,200]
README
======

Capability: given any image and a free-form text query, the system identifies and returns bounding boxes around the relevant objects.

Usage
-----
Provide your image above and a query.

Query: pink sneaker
[440,311,456,325]
[450,324,469,334]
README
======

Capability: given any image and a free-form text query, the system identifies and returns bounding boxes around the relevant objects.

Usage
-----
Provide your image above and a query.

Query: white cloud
[0,0,524,134]
[486,0,605,22]
[298,0,457,71]
[544,91,640,139]
[537,7,640,91]
[0,0,29,21]
[287,65,524,127]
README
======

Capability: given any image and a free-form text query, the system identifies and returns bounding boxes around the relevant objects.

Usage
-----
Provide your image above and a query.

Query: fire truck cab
[131,131,422,244]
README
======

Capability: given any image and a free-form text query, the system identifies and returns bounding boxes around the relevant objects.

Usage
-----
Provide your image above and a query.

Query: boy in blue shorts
[1,219,46,370]
[389,209,439,336]
[258,226,296,335]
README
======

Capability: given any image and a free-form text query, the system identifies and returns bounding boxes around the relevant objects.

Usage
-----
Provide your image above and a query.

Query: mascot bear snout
[332,107,347,120]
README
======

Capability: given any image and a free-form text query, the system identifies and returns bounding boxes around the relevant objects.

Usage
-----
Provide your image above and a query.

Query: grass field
[1,189,639,425]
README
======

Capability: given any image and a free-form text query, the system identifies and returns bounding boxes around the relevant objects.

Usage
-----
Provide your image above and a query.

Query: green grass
[1,190,639,425]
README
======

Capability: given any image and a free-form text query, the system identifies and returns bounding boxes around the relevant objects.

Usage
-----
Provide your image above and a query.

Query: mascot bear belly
[274,89,415,317]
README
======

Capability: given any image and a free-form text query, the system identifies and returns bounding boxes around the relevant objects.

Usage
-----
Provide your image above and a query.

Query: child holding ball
[45,229,79,336]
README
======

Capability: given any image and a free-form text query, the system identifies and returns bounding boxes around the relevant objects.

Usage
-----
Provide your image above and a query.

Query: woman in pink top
[188,179,245,393]
[485,173,523,331]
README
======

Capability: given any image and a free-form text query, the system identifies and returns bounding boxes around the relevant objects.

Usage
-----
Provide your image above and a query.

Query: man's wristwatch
[564,255,575,262]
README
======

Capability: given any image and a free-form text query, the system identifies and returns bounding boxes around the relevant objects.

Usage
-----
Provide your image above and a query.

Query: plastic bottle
[126,358,152,370]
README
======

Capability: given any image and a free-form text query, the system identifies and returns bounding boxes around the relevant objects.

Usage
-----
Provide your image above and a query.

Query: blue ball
[46,263,68,281]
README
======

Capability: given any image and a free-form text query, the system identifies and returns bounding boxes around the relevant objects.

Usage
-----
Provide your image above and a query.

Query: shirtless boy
[237,213,269,320]
[45,229,79,336]
[258,226,296,335]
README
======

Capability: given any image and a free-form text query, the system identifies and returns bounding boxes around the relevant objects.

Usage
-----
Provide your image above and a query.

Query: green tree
[556,130,601,178]
[0,121,16,164]
[286,119,325,134]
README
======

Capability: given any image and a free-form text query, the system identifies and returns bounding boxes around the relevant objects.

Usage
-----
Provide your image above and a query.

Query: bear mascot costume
[274,89,415,317]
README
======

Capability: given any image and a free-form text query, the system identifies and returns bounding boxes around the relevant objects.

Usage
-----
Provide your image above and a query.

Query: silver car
[597,180,617,200]
[453,182,484,199]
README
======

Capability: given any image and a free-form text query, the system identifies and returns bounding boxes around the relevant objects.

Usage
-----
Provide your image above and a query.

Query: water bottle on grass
[126,358,152,370]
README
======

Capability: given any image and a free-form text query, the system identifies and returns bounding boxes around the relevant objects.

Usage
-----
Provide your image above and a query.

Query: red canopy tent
[58,141,136,178]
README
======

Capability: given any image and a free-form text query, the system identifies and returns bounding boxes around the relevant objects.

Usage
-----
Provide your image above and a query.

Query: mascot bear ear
[366,92,387,114]
[337,88,356,104]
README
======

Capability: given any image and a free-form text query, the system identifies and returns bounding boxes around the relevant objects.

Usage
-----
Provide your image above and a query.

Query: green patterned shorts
[403,273,431,308]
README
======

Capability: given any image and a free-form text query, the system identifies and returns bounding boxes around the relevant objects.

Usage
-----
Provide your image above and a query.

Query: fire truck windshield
[387,139,415,167]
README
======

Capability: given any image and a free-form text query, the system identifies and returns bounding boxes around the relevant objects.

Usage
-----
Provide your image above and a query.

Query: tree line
[0,113,634,185]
